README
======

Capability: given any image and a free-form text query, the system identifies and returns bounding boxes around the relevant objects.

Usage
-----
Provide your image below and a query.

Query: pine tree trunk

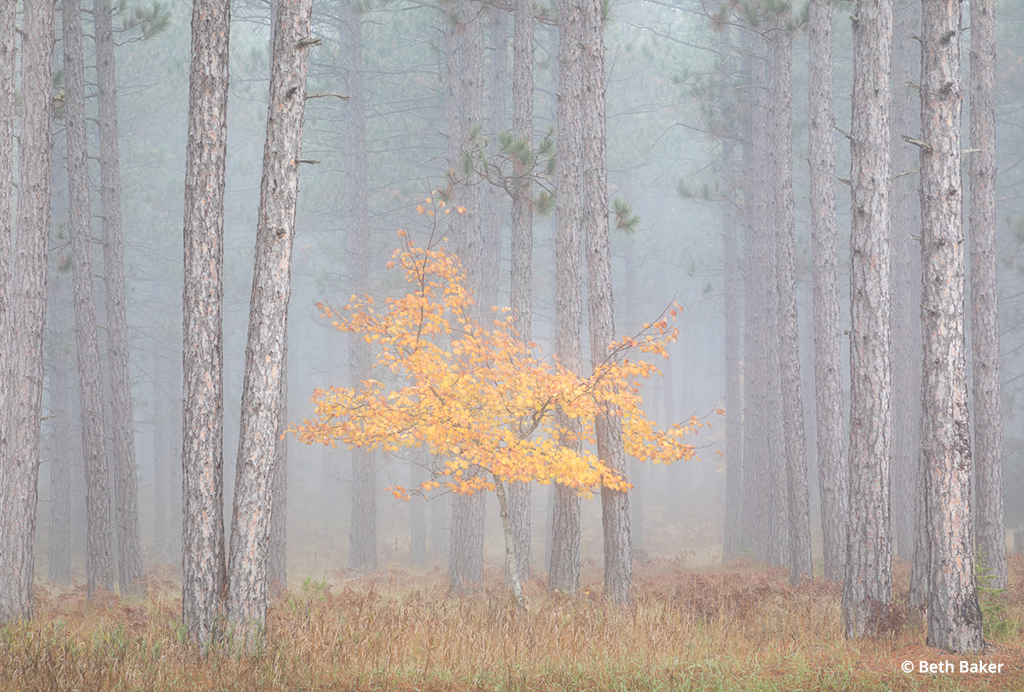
[844,0,893,639]
[94,0,146,597]
[227,0,311,648]
[0,0,54,623]
[769,17,813,586]
[919,0,984,654]
[268,364,288,594]
[0,0,13,572]
[444,0,486,593]
[483,7,506,310]
[968,0,1005,591]
[181,0,231,648]
[550,0,583,597]
[345,0,377,573]
[809,0,846,583]
[47,233,74,584]
[65,0,115,597]
[507,0,534,585]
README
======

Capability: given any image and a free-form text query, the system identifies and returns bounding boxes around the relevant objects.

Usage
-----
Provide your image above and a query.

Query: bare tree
[809,0,846,583]
[344,0,377,573]
[181,0,231,648]
[227,0,312,648]
[65,0,115,597]
[0,0,55,623]
[94,0,146,597]
[844,0,893,639]
[919,0,983,654]
[968,0,1006,590]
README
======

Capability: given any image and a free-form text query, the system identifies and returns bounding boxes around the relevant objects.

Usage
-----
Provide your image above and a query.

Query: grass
[2,556,1022,691]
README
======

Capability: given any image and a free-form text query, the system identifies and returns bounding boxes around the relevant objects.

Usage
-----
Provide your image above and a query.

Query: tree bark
[844,0,893,639]
[227,0,311,648]
[444,0,486,593]
[809,0,846,583]
[483,6,506,311]
[0,0,55,623]
[94,0,146,597]
[968,0,1005,590]
[507,0,534,585]
[268,363,288,594]
[345,0,377,573]
[0,0,14,567]
[182,0,231,649]
[494,475,526,608]
[769,16,813,586]
[919,0,984,654]
[550,0,582,596]
[65,0,115,597]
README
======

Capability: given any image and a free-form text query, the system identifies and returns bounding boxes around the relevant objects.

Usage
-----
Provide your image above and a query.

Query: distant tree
[919,0,983,654]
[551,0,583,596]
[294,238,700,608]
[94,0,146,597]
[344,0,377,573]
[808,0,846,583]
[844,0,893,639]
[65,0,115,597]
[181,0,231,649]
[444,0,487,594]
[968,0,1006,590]
[0,0,55,624]
[46,243,74,585]
[227,0,313,649]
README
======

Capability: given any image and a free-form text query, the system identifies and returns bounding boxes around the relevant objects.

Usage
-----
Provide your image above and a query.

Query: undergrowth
[1,557,1022,691]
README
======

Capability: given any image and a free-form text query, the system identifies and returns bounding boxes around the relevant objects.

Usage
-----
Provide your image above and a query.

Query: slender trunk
[345,0,377,573]
[550,1,582,596]
[769,19,812,586]
[809,0,846,583]
[94,0,146,597]
[919,0,983,654]
[47,228,74,584]
[0,0,55,623]
[968,0,1005,590]
[507,0,534,585]
[227,0,311,648]
[844,0,893,639]
[181,0,231,648]
[65,0,115,597]
[493,475,525,608]
[445,0,486,593]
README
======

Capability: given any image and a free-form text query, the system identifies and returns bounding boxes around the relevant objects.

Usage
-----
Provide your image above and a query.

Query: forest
[1,0,1024,689]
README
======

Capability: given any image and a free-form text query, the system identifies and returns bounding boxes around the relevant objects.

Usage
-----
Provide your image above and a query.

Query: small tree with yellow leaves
[292,207,702,607]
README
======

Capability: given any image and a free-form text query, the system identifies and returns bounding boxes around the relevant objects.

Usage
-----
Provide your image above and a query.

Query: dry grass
[2,556,1023,691]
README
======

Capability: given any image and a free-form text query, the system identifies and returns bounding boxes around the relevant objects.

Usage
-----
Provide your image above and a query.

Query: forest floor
[2,555,1023,691]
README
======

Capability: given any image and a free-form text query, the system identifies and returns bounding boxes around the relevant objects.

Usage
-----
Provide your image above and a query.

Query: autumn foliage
[292,207,702,501]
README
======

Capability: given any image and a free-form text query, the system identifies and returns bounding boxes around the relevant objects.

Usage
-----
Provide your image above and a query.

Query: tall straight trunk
[919,0,984,654]
[721,135,743,561]
[576,0,631,604]
[0,0,55,623]
[65,0,115,597]
[228,0,311,648]
[738,33,766,559]
[769,18,812,586]
[268,362,288,594]
[344,0,377,572]
[484,7,506,310]
[844,0,893,639]
[507,0,534,584]
[0,0,13,547]
[182,0,231,648]
[809,0,846,583]
[889,0,923,581]
[968,0,1005,590]
[444,0,486,593]
[94,0,145,596]
[550,2,582,596]
[47,230,74,584]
